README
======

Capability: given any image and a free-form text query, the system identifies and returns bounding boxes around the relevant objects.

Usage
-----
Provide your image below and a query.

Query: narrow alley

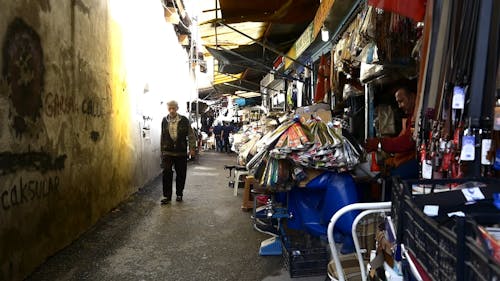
[26,152,323,281]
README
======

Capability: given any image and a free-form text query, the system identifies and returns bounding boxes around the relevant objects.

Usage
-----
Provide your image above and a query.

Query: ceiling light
[321,25,329,42]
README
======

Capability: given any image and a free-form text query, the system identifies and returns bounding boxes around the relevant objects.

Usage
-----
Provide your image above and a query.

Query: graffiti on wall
[44,92,78,117]
[1,175,60,211]
[0,18,67,218]
[44,94,106,119]
[81,97,103,118]
[0,152,67,176]
[2,18,44,136]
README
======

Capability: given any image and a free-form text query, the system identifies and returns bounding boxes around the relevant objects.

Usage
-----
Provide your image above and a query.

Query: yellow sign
[296,23,314,58]
[313,0,336,37]
[213,73,242,85]
[284,0,337,69]
[284,23,313,69]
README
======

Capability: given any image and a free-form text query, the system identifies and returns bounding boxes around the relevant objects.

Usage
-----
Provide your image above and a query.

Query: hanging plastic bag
[360,62,385,84]
[376,104,396,135]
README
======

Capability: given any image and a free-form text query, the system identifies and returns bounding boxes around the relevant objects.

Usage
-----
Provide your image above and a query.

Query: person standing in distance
[160,100,196,204]
[222,122,231,153]
[213,122,223,152]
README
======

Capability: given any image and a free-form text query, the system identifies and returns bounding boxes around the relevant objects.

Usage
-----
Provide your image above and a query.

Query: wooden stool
[241,175,255,210]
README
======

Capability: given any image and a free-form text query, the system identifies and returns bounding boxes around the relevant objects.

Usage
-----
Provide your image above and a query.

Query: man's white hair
[167,100,179,109]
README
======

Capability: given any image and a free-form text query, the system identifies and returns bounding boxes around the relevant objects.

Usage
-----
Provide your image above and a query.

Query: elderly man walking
[160,100,196,204]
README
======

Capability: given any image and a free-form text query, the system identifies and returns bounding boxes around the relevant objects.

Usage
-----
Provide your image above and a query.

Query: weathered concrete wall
[0,1,194,280]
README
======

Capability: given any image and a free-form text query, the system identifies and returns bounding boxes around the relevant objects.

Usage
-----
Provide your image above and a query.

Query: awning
[219,0,319,24]
[283,0,358,69]
[197,0,317,98]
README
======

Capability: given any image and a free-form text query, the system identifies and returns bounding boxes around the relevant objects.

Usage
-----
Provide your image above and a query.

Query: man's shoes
[176,196,183,202]
[161,198,171,205]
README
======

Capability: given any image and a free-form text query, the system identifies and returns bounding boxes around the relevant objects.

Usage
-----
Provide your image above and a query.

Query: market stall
[321,0,500,280]
[238,0,499,278]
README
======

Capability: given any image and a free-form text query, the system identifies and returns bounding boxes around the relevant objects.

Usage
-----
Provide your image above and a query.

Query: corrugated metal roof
[196,0,318,98]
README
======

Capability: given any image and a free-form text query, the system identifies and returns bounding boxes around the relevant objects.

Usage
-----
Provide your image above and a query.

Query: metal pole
[222,82,258,93]
[215,71,281,93]
[365,84,369,141]
[216,46,299,82]
[225,62,304,82]
[196,99,199,130]
[188,25,194,121]
[481,0,500,118]
[214,0,219,49]
[195,41,200,131]
[467,0,494,177]
[213,0,219,103]
[219,21,312,70]
[217,47,274,72]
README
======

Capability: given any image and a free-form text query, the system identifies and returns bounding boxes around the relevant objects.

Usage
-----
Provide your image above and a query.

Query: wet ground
[27,151,326,281]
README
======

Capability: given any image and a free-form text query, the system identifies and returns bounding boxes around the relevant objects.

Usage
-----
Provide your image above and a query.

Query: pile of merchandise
[233,118,280,165]
[331,5,420,95]
[247,117,363,188]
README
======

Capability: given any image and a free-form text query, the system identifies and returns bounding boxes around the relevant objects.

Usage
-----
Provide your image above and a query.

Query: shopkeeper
[365,85,419,183]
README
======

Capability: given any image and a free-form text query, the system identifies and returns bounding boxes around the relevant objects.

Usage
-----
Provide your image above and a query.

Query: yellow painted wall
[0,1,194,280]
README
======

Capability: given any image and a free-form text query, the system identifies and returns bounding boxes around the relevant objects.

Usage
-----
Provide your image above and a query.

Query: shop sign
[273,56,284,71]
[295,23,313,58]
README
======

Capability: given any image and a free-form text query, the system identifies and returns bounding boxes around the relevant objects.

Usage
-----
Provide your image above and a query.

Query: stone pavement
[27,151,326,281]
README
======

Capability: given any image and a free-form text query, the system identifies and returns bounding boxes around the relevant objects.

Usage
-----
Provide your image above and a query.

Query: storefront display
[229,0,498,279]
[245,115,363,188]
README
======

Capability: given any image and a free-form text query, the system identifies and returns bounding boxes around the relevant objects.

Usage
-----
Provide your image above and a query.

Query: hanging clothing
[302,69,312,106]
[314,55,327,103]
[367,0,426,22]
[324,55,332,104]
[286,81,294,109]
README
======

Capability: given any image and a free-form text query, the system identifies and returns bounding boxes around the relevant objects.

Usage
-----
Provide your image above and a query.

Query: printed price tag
[481,139,492,165]
[452,86,465,109]
[422,160,432,179]
[448,211,465,217]
[462,187,485,202]
[439,140,447,151]
[423,205,439,217]
[460,135,475,161]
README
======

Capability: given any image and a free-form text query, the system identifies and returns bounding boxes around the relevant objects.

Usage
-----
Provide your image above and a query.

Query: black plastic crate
[392,177,500,281]
[281,230,329,278]
[464,232,500,281]
[391,177,408,242]
[392,177,500,241]
[400,196,457,281]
